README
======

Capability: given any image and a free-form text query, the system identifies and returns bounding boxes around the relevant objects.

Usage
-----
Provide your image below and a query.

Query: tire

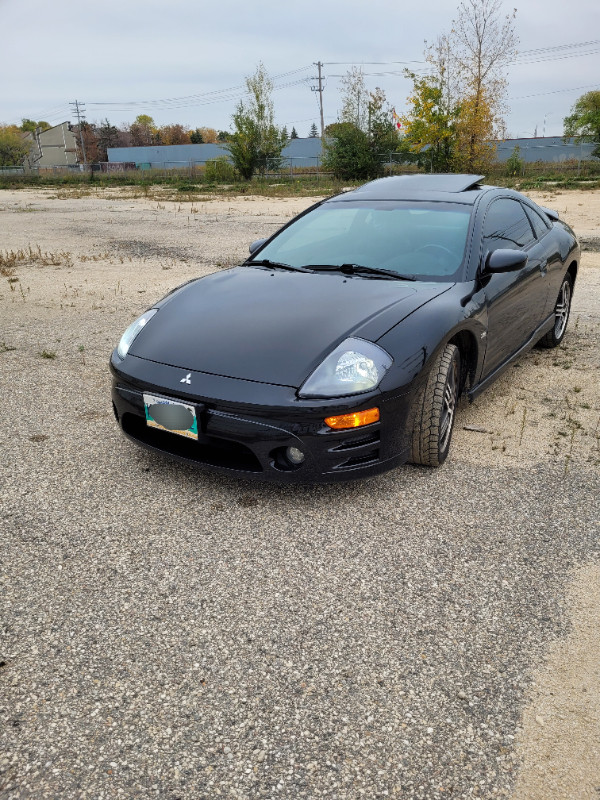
[410,343,461,467]
[539,275,573,348]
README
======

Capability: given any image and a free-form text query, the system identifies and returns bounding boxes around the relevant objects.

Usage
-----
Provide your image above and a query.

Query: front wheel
[410,343,461,467]
[539,275,573,348]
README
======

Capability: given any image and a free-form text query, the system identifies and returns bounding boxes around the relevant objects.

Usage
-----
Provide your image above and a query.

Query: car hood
[129,266,450,387]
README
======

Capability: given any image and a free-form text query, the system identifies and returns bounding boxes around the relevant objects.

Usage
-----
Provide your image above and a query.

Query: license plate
[143,393,198,440]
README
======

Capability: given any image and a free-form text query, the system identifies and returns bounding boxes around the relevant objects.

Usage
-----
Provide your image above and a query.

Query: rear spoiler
[540,206,559,221]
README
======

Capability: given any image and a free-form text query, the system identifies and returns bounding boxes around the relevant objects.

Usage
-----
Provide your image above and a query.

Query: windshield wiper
[246,259,312,273]
[304,263,417,281]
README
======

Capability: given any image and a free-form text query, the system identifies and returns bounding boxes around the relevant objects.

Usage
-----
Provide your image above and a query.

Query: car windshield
[250,201,472,281]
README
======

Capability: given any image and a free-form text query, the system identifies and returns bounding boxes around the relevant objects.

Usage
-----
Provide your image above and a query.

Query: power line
[510,83,600,100]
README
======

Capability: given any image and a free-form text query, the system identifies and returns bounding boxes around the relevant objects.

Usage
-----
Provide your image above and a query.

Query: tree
[324,87,400,180]
[199,127,218,144]
[281,126,289,140]
[400,72,456,171]
[564,91,600,158]
[96,119,120,161]
[309,123,318,138]
[190,128,204,144]
[73,121,100,164]
[217,130,229,142]
[129,114,157,146]
[453,90,497,172]
[290,127,299,139]
[0,125,32,167]
[20,119,51,133]
[226,62,287,179]
[339,67,369,132]
[450,0,518,169]
[159,124,191,145]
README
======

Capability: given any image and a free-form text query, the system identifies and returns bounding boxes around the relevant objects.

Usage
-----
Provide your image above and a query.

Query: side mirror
[485,249,528,273]
[249,238,267,256]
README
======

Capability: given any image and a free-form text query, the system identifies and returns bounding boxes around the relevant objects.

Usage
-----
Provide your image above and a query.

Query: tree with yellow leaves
[401,0,517,173]
[399,71,456,172]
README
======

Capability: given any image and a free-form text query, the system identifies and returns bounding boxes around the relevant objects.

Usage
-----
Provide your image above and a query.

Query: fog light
[286,446,305,465]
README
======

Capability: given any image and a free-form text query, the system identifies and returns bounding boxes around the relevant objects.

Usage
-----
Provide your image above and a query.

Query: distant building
[107,138,324,169]
[24,122,78,168]
[494,136,597,163]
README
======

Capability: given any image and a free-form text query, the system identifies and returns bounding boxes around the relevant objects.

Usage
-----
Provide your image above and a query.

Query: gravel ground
[1,188,599,799]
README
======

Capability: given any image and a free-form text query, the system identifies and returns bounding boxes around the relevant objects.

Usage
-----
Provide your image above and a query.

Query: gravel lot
[1,187,599,799]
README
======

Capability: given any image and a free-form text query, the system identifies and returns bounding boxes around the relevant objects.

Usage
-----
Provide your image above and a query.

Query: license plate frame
[143,393,201,441]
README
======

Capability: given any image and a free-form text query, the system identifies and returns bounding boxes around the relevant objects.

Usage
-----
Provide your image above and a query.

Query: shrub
[204,156,236,182]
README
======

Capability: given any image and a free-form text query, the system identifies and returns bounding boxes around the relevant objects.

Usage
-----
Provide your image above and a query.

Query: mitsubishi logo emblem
[180,373,192,384]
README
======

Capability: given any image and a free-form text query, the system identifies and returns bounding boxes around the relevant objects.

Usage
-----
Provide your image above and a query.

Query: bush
[204,156,237,182]
[322,123,384,181]
[505,146,524,177]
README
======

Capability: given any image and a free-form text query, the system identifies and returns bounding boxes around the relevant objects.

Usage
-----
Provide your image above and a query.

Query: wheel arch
[447,329,479,394]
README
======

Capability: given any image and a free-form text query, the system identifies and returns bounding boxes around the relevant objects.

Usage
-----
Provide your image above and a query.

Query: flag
[392,108,403,130]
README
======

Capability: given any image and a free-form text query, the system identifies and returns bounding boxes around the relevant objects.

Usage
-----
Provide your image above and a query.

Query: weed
[519,407,527,446]
[0,245,73,271]
[39,350,56,359]
[0,342,16,353]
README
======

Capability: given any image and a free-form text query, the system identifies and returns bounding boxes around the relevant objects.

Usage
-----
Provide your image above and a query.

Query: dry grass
[0,245,74,275]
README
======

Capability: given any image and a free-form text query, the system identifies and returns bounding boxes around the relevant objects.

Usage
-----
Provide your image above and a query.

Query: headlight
[116,309,157,359]
[299,338,392,398]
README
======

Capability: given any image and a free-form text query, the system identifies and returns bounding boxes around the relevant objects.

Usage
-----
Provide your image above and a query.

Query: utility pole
[311,62,325,138]
[70,100,87,168]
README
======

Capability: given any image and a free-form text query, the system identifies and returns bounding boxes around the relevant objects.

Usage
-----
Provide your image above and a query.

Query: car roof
[328,174,490,205]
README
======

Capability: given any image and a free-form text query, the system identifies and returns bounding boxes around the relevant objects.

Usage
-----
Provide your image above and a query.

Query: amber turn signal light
[324,407,380,430]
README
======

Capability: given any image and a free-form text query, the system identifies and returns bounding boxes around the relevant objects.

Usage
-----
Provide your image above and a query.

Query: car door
[480,197,548,379]
[522,201,563,319]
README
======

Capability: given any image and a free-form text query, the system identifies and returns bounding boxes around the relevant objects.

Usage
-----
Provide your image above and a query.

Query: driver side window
[483,198,536,252]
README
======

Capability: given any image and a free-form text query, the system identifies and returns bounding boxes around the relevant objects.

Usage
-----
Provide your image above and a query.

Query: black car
[110,174,579,482]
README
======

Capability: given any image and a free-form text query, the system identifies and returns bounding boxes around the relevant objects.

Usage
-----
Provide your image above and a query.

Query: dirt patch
[512,563,600,800]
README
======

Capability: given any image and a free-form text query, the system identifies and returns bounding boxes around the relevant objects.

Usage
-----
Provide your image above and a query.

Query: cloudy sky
[1,0,598,139]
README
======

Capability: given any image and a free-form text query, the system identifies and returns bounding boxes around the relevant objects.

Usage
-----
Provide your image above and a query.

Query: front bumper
[110,354,414,483]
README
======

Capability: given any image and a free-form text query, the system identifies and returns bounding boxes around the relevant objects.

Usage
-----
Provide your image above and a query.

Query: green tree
[190,128,204,144]
[322,123,376,180]
[324,87,400,180]
[564,91,600,158]
[290,127,299,139]
[217,130,229,142]
[226,62,287,179]
[20,118,51,133]
[505,145,524,176]
[281,126,289,140]
[309,123,318,137]
[0,125,32,167]
[400,71,456,171]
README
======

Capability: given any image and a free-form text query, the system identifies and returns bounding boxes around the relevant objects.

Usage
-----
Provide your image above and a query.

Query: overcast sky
[1,0,599,139]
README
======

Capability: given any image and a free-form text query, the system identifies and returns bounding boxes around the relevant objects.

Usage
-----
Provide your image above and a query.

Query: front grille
[122,413,263,472]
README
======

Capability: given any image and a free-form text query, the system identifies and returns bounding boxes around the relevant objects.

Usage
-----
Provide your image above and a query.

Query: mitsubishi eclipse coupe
[110,174,579,482]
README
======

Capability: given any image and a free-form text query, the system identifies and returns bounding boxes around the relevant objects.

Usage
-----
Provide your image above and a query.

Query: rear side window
[483,198,536,249]
[524,204,551,239]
